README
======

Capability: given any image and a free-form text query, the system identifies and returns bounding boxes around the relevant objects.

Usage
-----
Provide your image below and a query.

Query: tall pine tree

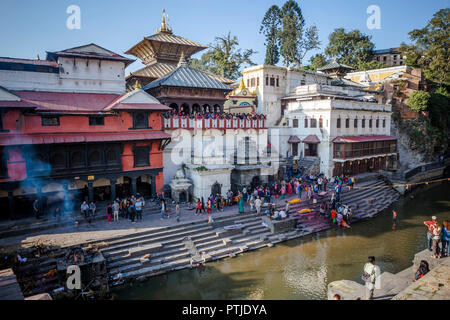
[279,0,305,67]
[259,5,282,65]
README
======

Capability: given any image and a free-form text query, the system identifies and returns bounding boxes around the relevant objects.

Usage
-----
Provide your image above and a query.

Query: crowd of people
[80,195,147,224]
[423,216,449,259]
[163,110,266,121]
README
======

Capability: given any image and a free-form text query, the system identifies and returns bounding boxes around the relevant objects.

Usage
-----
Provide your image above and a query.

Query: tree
[304,53,327,71]
[189,32,256,80]
[279,0,305,67]
[399,8,449,86]
[260,5,282,65]
[297,25,321,66]
[357,60,386,71]
[324,28,375,68]
[407,90,431,112]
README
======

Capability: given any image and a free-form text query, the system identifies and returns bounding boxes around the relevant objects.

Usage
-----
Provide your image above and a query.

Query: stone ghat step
[107,223,270,273]
[105,217,264,263]
[100,213,261,254]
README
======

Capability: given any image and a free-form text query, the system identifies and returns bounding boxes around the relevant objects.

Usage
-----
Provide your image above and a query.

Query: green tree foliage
[399,8,449,86]
[407,90,431,112]
[304,53,327,71]
[324,28,375,68]
[188,32,256,80]
[279,0,304,67]
[260,5,282,65]
[357,60,386,71]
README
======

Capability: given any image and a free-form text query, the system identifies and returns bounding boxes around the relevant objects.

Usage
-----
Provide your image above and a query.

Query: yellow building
[345,66,426,119]
[223,79,257,114]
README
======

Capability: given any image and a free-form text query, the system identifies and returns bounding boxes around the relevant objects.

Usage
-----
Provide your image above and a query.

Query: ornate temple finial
[134,80,141,89]
[157,9,172,34]
[238,78,246,90]
[177,51,187,67]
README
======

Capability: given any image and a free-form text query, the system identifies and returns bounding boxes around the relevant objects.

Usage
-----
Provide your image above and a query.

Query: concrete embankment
[327,249,450,300]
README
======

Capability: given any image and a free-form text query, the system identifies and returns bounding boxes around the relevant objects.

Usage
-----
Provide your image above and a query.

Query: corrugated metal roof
[146,33,207,49]
[0,57,59,67]
[9,91,119,112]
[143,65,233,91]
[332,135,397,143]
[128,63,235,85]
[130,63,176,79]
[318,61,355,71]
[0,131,171,146]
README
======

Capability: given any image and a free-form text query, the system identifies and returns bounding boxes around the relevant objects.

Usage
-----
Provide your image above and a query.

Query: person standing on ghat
[112,200,120,222]
[33,199,40,219]
[80,201,89,219]
[362,256,380,300]
[424,216,438,251]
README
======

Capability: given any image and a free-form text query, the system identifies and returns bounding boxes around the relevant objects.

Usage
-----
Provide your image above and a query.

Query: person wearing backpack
[362,256,380,300]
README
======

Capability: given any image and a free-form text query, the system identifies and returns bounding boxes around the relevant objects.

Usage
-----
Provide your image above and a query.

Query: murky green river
[115,181,450,300]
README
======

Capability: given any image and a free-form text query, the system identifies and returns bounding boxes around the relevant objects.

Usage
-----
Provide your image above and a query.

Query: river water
[115,181,450,300]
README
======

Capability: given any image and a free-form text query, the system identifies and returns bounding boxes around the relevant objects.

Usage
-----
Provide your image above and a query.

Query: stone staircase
[82,177,400,288]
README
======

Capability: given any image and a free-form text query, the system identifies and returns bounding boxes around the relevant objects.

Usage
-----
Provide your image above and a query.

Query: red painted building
[0,44,171,220]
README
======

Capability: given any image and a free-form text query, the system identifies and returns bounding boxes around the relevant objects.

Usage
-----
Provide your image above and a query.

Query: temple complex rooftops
[125,10,234,90]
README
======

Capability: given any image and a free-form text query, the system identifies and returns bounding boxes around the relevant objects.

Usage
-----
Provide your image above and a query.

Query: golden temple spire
[238,78,246,90]
[157,9,172,34]
[177,51,187,67]
[134,80,141,89]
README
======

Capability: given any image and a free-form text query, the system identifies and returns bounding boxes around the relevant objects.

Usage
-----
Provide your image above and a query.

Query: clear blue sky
[0,0,448,74]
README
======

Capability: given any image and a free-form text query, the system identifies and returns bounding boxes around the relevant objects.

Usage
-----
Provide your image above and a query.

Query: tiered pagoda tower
[125,10,234,91]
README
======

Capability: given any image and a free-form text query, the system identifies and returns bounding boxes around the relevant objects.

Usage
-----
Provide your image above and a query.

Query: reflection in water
[115,181,450,300]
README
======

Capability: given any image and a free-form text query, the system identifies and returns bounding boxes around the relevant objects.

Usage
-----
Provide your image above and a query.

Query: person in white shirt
[280,210,287,219]
[363,256,381,300]
[254,197,262,215]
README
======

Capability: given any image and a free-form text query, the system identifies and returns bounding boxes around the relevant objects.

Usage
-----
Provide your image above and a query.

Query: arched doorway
[203,104,211,113]
[192,103,201,113]
[179,191,187,203]
[93,178,111,202]
[169,103,179,113]
[211,182,221,196]
[213,104,221,113]
[115,176,132,199]
[180,103,190,115]
[137,175,152,198]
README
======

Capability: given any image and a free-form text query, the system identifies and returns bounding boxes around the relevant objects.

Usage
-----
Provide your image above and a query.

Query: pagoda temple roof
[127,62,234,85]
[124,10,207,65]
[143,57,233,91]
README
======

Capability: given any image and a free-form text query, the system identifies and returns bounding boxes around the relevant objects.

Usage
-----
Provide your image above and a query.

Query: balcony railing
[164,117,266,130]
[334,147,396,159]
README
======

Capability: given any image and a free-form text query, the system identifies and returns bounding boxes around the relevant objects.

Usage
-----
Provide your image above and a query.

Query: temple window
[132,112,149,129]
[304,117,308,128]
[134,146,150,167]
[383,119,386,128]
[345,118,350,128]
[362,119,366,128]
[266,76,269,86]
[89,115,104,126]
[276,77,279,87]
[319,117,323,128]
[42,116,60,126]
[337,118,341,128]
[354,118,358,128]
[270,77,275,86]
[311,118,317,128]
[293,118,298,128]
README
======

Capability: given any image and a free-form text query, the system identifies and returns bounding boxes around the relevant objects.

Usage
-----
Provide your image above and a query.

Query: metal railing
[164,117,266,130]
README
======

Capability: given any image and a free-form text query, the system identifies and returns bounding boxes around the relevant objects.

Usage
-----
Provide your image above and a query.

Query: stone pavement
[0,191,296,250]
